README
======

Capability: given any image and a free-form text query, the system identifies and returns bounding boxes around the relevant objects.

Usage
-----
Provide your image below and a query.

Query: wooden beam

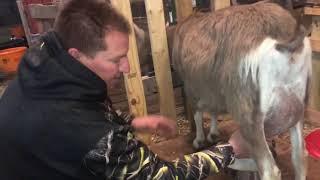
[174,0,193,23]
[16,0,32,46]
[310,53,320,110]
[145,0,177,120]
[310,16,320,111]
[305,108,320,127]
[311,39,320,52]
[213,0,230,11]
[304,7,320,16]
[111,0,149,143]
[28,4,58,19]
[305,9,320,52]
[311,16,320,41]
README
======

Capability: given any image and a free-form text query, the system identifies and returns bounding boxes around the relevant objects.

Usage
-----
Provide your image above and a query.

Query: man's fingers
[131,115,177,137]
[155,117,177,137]
[228,130,251,158]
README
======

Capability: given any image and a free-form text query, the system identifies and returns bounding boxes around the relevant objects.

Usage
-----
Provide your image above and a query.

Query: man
[0,0,241,179]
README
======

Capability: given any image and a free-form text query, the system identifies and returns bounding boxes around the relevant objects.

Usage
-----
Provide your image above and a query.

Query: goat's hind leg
[290,120,307,180]
[207,113,221,143]
[239,111,281,180]
[193,110,205,149]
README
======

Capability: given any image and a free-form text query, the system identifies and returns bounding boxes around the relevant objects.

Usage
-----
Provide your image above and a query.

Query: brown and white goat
[172,2,311,180]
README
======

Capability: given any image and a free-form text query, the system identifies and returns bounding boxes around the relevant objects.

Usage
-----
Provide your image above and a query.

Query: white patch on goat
[209,114,219,135]
[260,156,281,180]
[193,111,205,149]
[290,121,307,180]
[239,37,311,114]
[239,38,277,85]
[228,158,258,171]
[207,113,220,143]
[259,37,311,113]
[290,119,304,163]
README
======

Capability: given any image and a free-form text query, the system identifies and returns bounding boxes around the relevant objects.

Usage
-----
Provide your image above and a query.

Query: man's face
[79,30,130,88]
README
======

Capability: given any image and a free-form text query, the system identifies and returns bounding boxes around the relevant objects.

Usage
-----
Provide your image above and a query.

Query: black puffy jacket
[0,31,109,180]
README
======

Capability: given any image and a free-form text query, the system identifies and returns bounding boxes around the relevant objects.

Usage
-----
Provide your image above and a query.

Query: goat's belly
[263,89,304,138]
[186,82,227,113]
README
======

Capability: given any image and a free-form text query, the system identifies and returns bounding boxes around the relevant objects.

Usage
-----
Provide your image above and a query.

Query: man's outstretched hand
[228,130,251,158]
[131,115,177,138]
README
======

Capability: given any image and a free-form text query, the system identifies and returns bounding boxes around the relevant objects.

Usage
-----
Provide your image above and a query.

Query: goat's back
[172,2,311,124]
[173,2,296,87]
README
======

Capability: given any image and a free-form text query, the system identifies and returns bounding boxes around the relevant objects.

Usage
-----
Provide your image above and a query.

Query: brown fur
[172,2,306,121]
[172,2,310,179]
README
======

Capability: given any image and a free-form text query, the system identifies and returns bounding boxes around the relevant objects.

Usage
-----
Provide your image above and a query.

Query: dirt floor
[148,114,320,180]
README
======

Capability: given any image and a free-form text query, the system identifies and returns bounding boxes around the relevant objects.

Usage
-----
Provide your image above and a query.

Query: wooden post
[213,0,230,11]
[311,53,320,110]
[28,4,58,33]
[144,0,177,120]
[310,16,320,110]
[174,0,193,23]
[16,0,32,46]
[111,0,149,143]
[304,8,320,111]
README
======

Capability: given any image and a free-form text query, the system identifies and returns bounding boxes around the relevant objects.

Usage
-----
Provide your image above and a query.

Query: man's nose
[119,58,130,73]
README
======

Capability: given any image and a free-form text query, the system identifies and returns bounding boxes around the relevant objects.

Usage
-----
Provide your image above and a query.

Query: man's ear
[68,48,82,60]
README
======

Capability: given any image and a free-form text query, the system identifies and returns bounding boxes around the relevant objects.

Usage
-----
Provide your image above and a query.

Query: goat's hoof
[207,133,221,144]
[261,167,281,180]
[261,175,281,180]
[193,139,205,149]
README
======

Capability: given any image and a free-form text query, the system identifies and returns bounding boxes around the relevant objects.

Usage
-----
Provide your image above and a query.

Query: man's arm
[82,124,234,180]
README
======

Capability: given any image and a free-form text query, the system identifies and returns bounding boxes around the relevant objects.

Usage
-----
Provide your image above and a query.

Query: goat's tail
[275,25,311,53]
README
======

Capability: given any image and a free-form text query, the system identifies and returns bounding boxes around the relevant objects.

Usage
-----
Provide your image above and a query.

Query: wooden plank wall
[111,0,149,143]
[109,84,185,117]
[213,0,230,10]
[16,0,32,45]
[145,0,177,120]
[304,7,320,111]
[174,0,193,22]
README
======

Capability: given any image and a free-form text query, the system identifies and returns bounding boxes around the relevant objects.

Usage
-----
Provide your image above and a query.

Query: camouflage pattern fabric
[83,104,235,180]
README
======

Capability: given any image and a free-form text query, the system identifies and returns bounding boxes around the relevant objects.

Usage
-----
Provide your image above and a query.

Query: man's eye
[111,59,120,64]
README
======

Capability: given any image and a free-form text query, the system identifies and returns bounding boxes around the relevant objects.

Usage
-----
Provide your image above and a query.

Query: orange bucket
[0,47,27,73]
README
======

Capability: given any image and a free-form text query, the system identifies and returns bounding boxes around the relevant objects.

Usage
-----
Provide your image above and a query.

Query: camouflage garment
[83,103,235,180]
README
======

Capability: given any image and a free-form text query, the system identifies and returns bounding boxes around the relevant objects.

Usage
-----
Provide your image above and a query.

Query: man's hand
[228,130,251,158]
[131,115,177,137]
